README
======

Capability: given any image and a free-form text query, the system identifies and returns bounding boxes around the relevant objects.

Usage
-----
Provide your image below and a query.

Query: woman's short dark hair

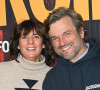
[10,19,56,66]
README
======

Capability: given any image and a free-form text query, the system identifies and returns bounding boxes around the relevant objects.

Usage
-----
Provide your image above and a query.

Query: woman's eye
[34,35,40,38]
[21,35,27,39]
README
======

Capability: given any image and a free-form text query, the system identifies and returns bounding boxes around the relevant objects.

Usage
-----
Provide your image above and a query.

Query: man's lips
[62,45,71,51]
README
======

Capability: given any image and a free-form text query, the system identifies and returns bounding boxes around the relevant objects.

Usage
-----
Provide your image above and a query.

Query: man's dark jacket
[43,40,100,90]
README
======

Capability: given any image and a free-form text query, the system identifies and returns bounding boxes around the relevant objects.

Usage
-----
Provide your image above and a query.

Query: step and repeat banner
[0,0,100,62]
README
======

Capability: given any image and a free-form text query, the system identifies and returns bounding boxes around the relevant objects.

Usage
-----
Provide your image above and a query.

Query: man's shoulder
[45,63,63,77]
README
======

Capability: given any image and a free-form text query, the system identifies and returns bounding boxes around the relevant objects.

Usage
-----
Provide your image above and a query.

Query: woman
[0,19,55,90]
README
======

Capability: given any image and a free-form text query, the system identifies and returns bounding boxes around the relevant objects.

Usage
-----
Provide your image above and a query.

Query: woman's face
[18,30,45,62]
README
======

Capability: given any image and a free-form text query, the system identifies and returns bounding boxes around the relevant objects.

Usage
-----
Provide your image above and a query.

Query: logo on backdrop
[0,41,9,53]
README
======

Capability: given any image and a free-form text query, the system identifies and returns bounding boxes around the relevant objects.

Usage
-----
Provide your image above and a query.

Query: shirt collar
[74,43,89,63]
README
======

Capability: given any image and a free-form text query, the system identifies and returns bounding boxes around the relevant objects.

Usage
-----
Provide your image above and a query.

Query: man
[42,7,100,90]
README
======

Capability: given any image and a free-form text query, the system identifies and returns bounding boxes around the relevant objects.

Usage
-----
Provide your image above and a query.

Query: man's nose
[59,37,66,46]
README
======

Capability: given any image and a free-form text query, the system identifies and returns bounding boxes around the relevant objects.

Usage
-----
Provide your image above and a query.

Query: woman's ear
[17,45,20,49]
[42,44,45,49]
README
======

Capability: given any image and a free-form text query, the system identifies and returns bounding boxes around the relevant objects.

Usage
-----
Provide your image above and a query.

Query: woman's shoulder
[0,60,16,69]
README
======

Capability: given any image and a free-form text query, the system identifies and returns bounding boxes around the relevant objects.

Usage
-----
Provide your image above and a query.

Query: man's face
[49,16,85,62]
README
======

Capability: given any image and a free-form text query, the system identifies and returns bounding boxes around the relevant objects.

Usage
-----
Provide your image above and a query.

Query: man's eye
[64,33,70,36]
[52,37,58,41]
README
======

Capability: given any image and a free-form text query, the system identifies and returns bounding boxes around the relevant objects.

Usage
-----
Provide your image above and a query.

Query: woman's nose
[28,37,34,44]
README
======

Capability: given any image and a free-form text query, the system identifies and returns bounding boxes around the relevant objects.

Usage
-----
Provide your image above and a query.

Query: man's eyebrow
[50,30,71,38]
[63,30,71,35]
[50,36,57,39]
[50,30,72,39]
[63,30,71,34]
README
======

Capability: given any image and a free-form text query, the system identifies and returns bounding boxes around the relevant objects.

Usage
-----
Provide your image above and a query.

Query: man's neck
[71,43,88,63]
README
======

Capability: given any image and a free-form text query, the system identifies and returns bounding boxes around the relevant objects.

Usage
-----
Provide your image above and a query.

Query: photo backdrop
[0,0,100,62]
